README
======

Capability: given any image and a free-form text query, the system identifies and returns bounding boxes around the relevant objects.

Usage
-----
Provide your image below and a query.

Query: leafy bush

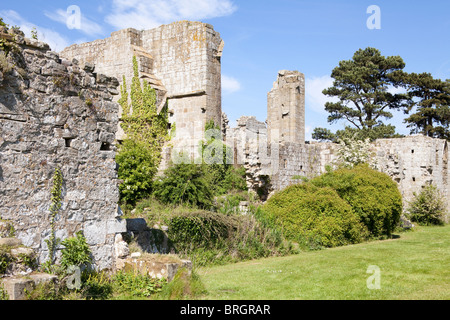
[117,139,158,205]
[154,268,205,300]
[214,190,248,215]
[406,184,447,226]
[0,248,12,274]
[310,164,402,237]
[116,56,169,206]
[168,211,236,249]
[167,210,295,266]
[152,164,214,209]
[0,284,8,300]
[261,183,368,248]
[60,231,92,270]
[111,270,166,298]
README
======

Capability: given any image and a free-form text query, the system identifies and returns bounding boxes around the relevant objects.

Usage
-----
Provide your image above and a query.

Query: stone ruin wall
[1,20,448,274]
[267,70,305,145]
[60,21,224,166]
[374,136,449,213]
[229,70,449,214]
[0,32,125,270]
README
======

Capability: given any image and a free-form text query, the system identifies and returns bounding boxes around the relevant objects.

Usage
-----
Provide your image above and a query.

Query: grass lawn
[197,225,450,300]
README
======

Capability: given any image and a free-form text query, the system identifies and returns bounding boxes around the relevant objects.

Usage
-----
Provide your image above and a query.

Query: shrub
[152,164,214,209]
[214,190,248,215]
[406,184,447,226]
[310,164,402,237]
[261,183,368,248]
[112,270,166,298]
[116,139,158,205]
[0,51,12,74]
[0,248,12,274]
[116,56,169,206]
[154,268,205,300]
[60,231,92,270]
[167,210,295,266]
[168,211,235,249]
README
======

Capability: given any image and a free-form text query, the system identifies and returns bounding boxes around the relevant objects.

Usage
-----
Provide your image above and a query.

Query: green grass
[198,225,450,300]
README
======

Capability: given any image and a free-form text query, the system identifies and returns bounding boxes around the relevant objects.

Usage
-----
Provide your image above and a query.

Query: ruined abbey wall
[229,70,449,214]
[0,33,125,270]
[61,21,224,161]
[267,70,305,145]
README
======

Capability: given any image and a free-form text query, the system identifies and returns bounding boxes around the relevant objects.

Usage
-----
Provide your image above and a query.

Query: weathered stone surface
[0,220,14,238]
[0,32,123,270]
[10,247,34,259]
[267,70,305,145]
[0,238,22,247]
[227,70,449,214]
[1,273,57,300]
[119,255,192,282]
[60,21,224,163]
[1,277,34,300]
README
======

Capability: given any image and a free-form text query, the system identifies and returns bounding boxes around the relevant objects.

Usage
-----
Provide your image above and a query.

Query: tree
[322,47,409,131]
[312,124,403,143]
[403,73,450,140]
[312,127,336,142]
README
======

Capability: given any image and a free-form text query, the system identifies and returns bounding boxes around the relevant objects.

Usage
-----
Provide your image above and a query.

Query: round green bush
[261,183,368,248]
[406,184,447,226]
[152,164,214,209]
[310,164,403,237]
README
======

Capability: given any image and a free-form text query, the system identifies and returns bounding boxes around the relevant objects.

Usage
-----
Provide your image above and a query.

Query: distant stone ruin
[229,70,449,212]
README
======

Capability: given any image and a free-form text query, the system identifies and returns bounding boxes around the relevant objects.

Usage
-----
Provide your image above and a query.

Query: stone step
[1,273,58,300]
[0,238,22,247]
[117,255,192,282]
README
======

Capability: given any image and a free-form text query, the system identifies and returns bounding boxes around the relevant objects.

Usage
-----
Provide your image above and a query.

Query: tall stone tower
[60,21,224,161]
[267,70,305,144]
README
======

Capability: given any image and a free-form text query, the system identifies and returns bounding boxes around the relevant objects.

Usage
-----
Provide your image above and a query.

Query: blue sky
[2,0,450,140]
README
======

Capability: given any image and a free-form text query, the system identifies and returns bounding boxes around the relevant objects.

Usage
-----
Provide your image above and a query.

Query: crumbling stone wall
[374,136,449,212]
[0,32,125,270]
[230,70,449,214]
[61,21,224,162]
[267,70,305,145]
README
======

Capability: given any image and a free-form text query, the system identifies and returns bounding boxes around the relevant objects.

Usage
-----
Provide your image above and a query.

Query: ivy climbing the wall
[43,167,63,271]
[116,56,170,206]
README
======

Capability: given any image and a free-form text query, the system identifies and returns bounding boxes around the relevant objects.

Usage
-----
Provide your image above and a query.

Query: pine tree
[403,73,450,140]
[323,47,409,131]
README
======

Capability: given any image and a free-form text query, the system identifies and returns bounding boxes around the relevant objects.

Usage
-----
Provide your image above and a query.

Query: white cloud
[0,10,70,52]
[222,75,241,94]
[105,0,237,30]
[305,75,339,114]
[44,9,104,36]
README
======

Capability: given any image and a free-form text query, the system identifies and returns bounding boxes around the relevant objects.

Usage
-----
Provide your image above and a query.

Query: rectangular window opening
[64,138,73,148]
[100,142,112,151]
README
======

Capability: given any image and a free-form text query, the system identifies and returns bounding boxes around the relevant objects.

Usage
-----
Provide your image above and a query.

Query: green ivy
[116,56,169,205]
[44,167,63,270]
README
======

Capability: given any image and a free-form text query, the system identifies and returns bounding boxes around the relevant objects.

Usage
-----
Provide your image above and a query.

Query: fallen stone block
[1,276,34,300]
[1,273,58,300]
[0,238,22,247]
[118,255,192,282]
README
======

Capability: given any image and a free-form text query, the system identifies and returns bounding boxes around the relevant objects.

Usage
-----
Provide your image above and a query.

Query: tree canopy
[402,73,450,140]
[314,47,450,142]
[322,47,409,131]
